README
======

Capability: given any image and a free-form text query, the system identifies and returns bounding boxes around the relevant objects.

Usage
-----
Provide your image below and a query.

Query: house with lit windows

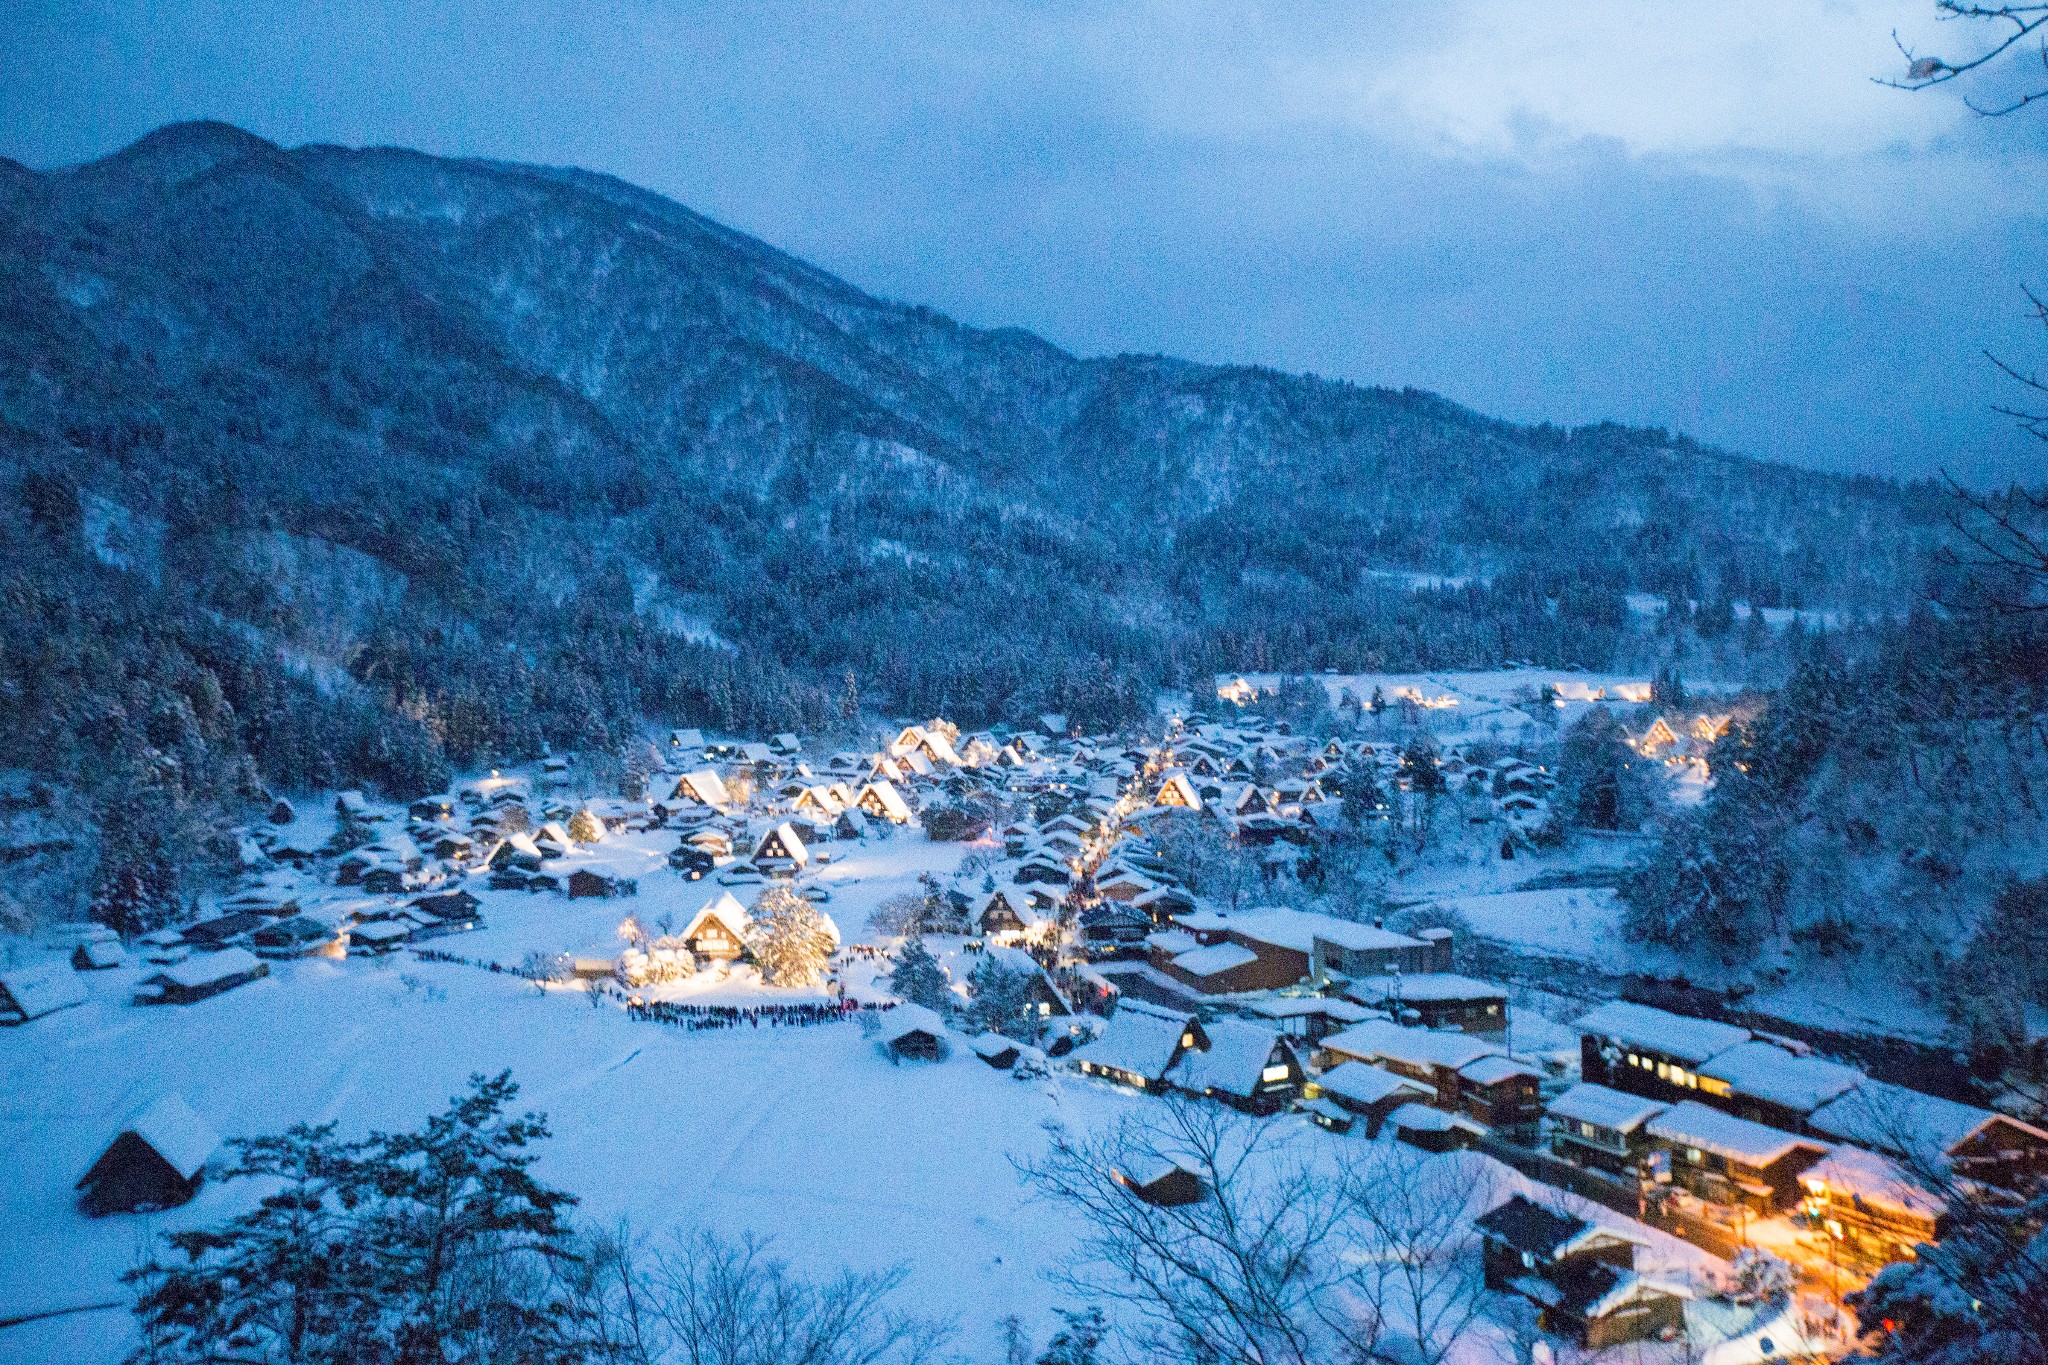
[1575,1000,1752,1105]
[1645,1100,1827,1214]
[1545,1082,1668,1180]
[1070,1003,1209,1093]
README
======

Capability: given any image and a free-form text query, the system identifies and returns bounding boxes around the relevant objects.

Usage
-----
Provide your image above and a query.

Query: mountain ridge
[0,121,1948,904]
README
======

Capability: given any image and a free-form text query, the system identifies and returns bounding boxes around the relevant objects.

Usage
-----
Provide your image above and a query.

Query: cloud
[0,0,2041,483]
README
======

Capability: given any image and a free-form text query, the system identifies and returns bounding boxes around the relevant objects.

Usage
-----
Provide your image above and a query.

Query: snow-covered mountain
[0,121,1949,901]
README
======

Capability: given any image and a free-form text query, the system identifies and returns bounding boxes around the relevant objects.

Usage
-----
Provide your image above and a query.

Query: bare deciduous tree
[572,1227,952,1365]
[1019,1100,1491,1365]
[1885,3,2048,115]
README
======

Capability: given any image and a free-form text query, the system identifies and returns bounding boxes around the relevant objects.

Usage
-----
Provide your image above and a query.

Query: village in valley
[4,666,2035,1365]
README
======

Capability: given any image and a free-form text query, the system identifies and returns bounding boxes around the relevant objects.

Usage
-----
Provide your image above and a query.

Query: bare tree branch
[1882,3,2048,115]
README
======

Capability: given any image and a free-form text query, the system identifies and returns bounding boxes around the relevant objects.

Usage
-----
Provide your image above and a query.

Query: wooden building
[1799,1146,1945,1275]
[1546,1082,1668,1180]
[1806,1079,2048,1196]
[1456,1053,1546,1140]
[133,949,269,1006]
[1114,1158,1205,1207]
[879,1004,948,1062]
[1345,973,1508,1038]
[1071,1004,1209,1093]
[1306,1060,1431,1137]
[1475,1195,1686,1350]
[1164,1019,1303,1115]
[752,823,809,875]
[679,892,752,961]
[76,1095,219,1218]
[1575,999,1752,1105]
[855,780,914,824]
[1645,1100,1827,1214]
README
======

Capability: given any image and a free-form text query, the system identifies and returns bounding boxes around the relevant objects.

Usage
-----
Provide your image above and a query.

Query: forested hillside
[0,121,1950,914]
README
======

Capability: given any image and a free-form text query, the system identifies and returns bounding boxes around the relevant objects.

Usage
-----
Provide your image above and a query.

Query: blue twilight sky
[3,1,2045,485]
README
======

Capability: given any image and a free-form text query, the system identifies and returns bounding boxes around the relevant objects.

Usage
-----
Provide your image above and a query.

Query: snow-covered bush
[616,940,696,988]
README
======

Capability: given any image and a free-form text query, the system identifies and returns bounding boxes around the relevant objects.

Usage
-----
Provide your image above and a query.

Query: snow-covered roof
[1457,1054,1543,1087]
[879,1003,947,1044]
[1698,1041,1865,1115]
[858,781,913,821]
[1172,907,1427,955]
[1806,1079,2040,1160]
[1322,1018,1501,1072]
[1072,1009,1193,1081]
[1546,1082,1668,1134]
[125,1094,220,1180]
[968,1032,1020,1058]
[149,947,265,989]
[1172,943,1260,977]
[1168,1020,1286,1097]
[1350,973,1505,1002]
[682,891,752,940]
[0,965,88,1021]
[1801,1146,1942,1219]
[1316,1060,1428,1108]
[1646,1100,1824,1167]
[673,769,730,807]
[1574,1000,1750,1065]
[1385,1102,1482,1134]
[1240,996,1375,1023]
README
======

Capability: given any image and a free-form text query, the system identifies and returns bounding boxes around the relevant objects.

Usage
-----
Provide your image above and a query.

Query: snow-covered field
[1219,668,1739,745]
[0,809,1751,1365]
[0,949,1123,1363]
[0,944,1739,1365]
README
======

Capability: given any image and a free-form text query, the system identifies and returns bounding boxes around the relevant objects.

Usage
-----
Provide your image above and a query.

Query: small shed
[969,1033,1022,1070]
[753,823,810,875]
[76,1095,220,1217]
[134,948,269,1005]
[73,938,128,971]
[0,966,89,1024]
[879,1003,949,1062]
[568,869,631,899]
[348,920,413,956]
[1113,1157,1205,1207]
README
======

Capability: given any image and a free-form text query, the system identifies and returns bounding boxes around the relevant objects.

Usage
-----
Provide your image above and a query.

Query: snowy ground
[1220,668,1739,745]
[0,945,1738,1365]
[0,812,1754,1365]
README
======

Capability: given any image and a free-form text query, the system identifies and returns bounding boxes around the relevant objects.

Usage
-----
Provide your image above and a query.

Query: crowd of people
[622,998,887,1030]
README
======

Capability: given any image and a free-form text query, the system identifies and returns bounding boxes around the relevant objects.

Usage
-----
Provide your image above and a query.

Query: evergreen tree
[886,935,952,1014]
[747,885,838,987]
[1554,705,1665,831]
[965,954,1037,1039]
[1399,738,1445,796]
[128,1073,582,1365]
[566,808,603,844]
[1037,1306,1105,1365]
